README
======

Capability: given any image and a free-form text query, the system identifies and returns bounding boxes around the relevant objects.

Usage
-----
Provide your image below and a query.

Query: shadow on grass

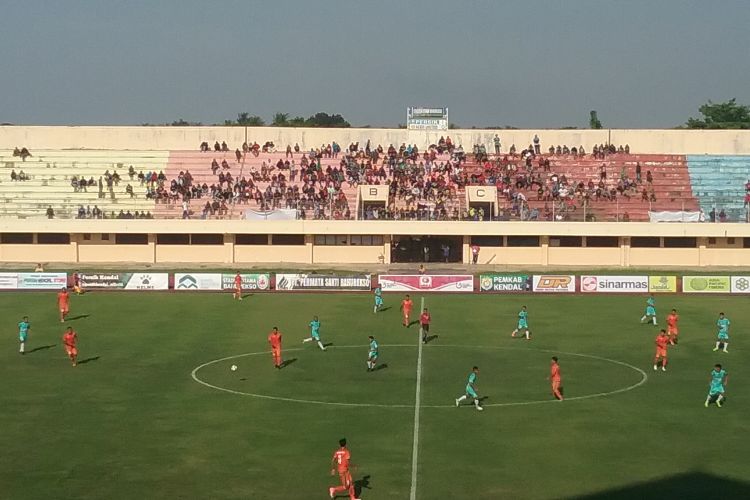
[77,356,100,365]
[567,471,750,500]
[241,293,254,299]
[378,306,392,313]
[27,344,56,354]
[322,342,334,348]
[423,334,439,344]
[354,475,371,497]
[407,320,420,328]
[372,363,388,372]
[279,358,297,369]
[67,314,90,321]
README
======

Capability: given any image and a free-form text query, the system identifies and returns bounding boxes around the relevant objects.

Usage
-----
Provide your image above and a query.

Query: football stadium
[3,2,750,500]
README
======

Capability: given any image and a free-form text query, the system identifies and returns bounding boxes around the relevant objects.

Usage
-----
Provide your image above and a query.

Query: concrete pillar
[541,236,549,266]
[224,234,234,264]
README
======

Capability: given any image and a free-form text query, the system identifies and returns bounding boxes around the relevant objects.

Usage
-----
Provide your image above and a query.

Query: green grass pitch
[2,291,749,499]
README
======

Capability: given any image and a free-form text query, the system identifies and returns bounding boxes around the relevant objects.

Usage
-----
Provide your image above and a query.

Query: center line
[409,296,425,500]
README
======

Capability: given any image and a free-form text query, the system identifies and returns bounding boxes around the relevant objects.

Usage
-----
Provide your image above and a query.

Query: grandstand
[0,127,748,223]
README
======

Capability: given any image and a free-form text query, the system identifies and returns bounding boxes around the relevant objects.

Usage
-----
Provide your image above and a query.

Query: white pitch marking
[191,344,648,408]
[409,297,425,500]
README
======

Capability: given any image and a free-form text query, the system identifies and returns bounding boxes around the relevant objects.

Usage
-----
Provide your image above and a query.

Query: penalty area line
[410,296,425,500]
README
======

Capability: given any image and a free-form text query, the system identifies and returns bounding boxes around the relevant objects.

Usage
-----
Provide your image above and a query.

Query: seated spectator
[77,206,86,219]
[19,170,29,181]
[214,141,221,152]
[211,159,220,174]
[34,263,44,272]
[112,171,121,186]
[46,206,55,219]
[10,169,18,181]
[92,205,102,218]
[200,141,210,152]
[128,165,135,179]
[13,147,32,161]
[126,184,135,198]
[138,171,145,185]
[221,141,229,152]
[719,209,727,222]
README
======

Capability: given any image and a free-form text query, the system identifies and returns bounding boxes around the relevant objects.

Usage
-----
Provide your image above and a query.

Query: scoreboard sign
[406,107,448,130]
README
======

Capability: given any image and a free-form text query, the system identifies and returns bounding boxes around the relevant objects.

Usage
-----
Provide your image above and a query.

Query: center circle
[191,345,648,408]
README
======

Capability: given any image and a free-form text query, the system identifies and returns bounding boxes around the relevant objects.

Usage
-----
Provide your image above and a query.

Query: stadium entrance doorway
[391,236,462,263]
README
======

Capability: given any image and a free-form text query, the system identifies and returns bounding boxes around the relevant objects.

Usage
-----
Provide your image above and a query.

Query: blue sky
[2,0,748,128]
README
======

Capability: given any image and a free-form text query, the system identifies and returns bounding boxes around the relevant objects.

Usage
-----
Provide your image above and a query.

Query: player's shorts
[19,333,28,342]
[311,331,320,340]
[518,320,528,329]
[655,348,667,358]
[65,346,78,356]
[271,347,281,356]
[403,310,412,317]
[717,331,729,341]
[421,323,430,332]
[667,327,678,335]
[375,296,383,307]
[368,352,378,361]
[646,307,656,316]
[338,471,352,487]
[551,379,561,389]
[59,307,69,314]
[709,385,725,396]
[466,386,478,398]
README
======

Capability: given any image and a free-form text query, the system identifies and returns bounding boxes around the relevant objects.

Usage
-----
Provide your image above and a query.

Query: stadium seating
[0,147,734,223]
[0,150,165,218]
[687,155,750,221]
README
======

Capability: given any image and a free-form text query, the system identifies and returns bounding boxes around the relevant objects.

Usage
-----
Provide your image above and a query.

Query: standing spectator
[471,243,480,264]
[635,162,642,183]
[533,134,540,155]
[235,149,242,163]
[418,264,426,275]
[493,134,501,155]
[182,199,190,219]
[442,244,450,263]
[46,206,55,219]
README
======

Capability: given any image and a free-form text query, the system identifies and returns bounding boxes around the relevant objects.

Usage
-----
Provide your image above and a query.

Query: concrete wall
[3,126,750,155]
[1,220,748,267]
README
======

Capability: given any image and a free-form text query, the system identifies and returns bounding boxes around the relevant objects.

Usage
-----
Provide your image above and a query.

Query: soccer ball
[230,365,238,371]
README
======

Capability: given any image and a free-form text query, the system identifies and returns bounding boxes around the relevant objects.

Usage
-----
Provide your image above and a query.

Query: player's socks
[511,329,518,337]
[652,317,657,325]
[713,341,721,351]
[640,315,646,322]
[525,331,530,340]
[704,400,709,407]
[329,486,335,498]
[661,366,666,372]
[303,338,312,343]
[456,395,467,405]
[20,342,25,354]
[474,399,483,411]
[716,395,724,407]
[317,341,326,351]
[653,365,658,371]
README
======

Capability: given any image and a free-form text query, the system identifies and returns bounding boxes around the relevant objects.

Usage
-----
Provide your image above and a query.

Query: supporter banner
[581,275,648,293]
[649,211,701,223]
[378,275,473,292]
[0,272,69,290]
[730,276,750,294]
[221,273,270,291]
[649,275,678,293]
[682,276,730,293]
[479,274,530,292]
[532,275,575,293]
[276,274,371,291]
[123,273,169,290]
[175,273,222,290]
[243,209,296,221]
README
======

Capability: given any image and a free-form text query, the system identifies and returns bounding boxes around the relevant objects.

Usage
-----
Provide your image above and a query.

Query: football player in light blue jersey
[366,336,379,371]
[373,285,383,313]
[455,366,483,411]
[511,306,530,340]
[640,295,657,325]
[704,364,728,407]
[18,316,30,355]
[302,315,326,351]
[713,312,731,353]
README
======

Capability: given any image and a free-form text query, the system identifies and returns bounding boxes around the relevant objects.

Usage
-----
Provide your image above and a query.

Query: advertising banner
[378,275,473,292]
[175,273,222,290]
[730,276,750,294]
[17,273,68,290]
[406,107,448,130]
[123,273,169,290]
[221,273,270,291]
[479,274,531,292]
[0,273,68,290]
[648,275,678,293]
[682,276,731,293]
[79,273,168,290]
[276,274,371,291]
[532,275,575,293]
[581,275,648,293]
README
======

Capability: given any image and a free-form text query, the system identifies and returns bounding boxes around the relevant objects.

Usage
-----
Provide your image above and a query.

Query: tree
[271,113,290,126]
[686,99,750,129]
[234,112,265,126]
[589,110,602,129]
[169,118,202,126]
[305,112,350,128]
